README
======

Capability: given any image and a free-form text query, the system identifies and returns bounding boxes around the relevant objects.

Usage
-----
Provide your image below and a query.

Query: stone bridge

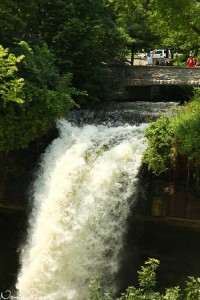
[112,65,200,86]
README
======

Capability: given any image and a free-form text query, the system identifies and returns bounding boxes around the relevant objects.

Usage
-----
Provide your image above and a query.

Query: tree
[0,43,81,152]
[106,0,159,64]
[16,0,129,102]
[49,0,129,98]
[0,45,24,104]
[149,0,200,51]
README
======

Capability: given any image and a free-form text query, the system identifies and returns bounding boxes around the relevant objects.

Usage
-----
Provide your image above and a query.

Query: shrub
[143,90,200,175]
[89,258,200,300]
[143,116,176,175]
[171,98,200,161]
[0,45,25,104]
[0,82,75,151]
[0,42,85,152]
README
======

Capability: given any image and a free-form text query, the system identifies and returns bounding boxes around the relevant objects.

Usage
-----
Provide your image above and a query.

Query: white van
[150,49,173,65]
[150,49,172,58]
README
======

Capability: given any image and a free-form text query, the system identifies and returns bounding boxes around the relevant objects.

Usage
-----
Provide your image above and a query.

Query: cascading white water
[16,117,148,300]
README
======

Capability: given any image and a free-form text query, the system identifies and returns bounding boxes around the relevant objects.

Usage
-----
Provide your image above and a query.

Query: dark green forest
[0,0,200,152]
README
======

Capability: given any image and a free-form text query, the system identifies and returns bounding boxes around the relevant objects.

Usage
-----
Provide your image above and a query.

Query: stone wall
[112,65,200,86]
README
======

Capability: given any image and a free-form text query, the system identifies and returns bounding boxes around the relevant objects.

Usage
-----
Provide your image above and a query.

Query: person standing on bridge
[158,53,165,66]
[146,53,153,65]
[187,54,196,67]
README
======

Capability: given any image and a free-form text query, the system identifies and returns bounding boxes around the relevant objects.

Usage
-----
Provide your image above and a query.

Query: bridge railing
[110,64,200,86]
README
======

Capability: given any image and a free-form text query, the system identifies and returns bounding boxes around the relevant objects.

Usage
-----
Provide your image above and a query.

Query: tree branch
[191,25,200,36]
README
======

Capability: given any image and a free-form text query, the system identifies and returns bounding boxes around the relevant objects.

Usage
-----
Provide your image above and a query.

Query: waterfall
[16,102,173,300]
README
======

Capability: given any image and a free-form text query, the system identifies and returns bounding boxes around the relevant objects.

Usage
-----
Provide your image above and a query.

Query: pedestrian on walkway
[158,53,165,66]
[146,53,153,66]
[187,54,196,67]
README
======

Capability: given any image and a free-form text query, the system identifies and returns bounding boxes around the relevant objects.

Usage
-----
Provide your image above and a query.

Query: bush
[0,45,25,104]
[171,97,200,161]
[143,116,176,175]
[0,82,75,151]
[89,258,200,300]
[0,43,85,152]
[143,90,200,175]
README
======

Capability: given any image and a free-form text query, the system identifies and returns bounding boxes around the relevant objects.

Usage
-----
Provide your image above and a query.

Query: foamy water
[17,119,147,300]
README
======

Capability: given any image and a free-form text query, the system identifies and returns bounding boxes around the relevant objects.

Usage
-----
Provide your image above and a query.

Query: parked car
[150,49,173,65]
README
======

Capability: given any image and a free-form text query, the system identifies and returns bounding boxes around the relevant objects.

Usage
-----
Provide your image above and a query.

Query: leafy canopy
[0,45,24,104]
[0,43,83,152]
[149,0,200,50]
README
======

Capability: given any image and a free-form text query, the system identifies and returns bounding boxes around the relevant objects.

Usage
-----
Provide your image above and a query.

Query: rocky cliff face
[138,158,200,222]
[1,126,199,224]
[0,127,58,209]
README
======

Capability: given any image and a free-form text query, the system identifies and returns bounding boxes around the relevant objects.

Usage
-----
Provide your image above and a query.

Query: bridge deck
[113,65,200,86]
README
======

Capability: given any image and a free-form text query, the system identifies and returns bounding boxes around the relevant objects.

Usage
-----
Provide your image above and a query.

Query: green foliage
[1,0,200,153]
[143,116,175,175]
[0,43,85,152]
[108,0,158,50]
[143,91,200,175]
[2,0,200,105]
[77,65,116,105]
[89,280,113,300]
[0,45,25,104]
[89,258,200,300]
[0,82,75,152]
[171,98,200,161]
[163,287,181,300]
[149,0,200,50]
[118,258,162,300]
[185,276,200,300]
[137,258,159,292]
[0,1,25,47]
[19,41,60,89]
[0,0,131,103]
[19,41,86,97]
[173,54,188,67]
